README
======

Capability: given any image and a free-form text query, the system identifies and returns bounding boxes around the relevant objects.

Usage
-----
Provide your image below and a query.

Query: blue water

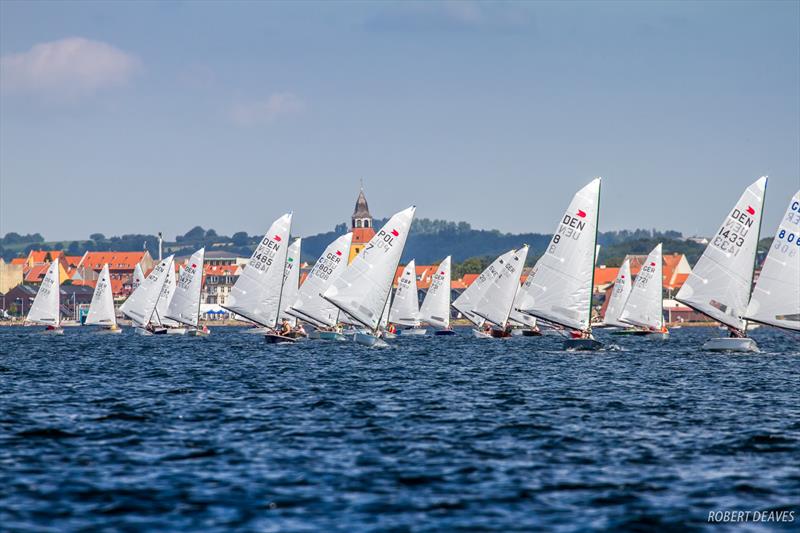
[0,326,798,532]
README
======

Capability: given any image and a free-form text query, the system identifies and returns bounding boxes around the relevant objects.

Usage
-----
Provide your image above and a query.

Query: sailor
[279,319,292,336]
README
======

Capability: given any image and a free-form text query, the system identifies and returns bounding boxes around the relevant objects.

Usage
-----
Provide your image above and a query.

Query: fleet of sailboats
[19,176,799,354]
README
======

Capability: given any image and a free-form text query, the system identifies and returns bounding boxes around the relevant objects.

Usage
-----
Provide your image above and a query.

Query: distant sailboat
[323,206,416,347]
[389,260,426,335]
[131,263,145,292]
[279,238,302,328]
[165,248,208,336]
[153,259,185,334]
[598,259,632,328]
[85,263,120,333]
[223,213,294,343]
[744,189,800,333]
[120,256,175,335]
[514,178,603,350]
[418,256,454,335]
[288,232,353,340]
[25,259,63,334]
[676,177,767,352]
[619,243,668,339]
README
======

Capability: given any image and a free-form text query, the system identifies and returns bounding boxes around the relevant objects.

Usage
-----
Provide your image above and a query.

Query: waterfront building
[348,188,376,264]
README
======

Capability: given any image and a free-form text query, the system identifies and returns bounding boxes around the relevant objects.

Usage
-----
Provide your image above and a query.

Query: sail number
[249,237,281,272]
[712,208,754,255]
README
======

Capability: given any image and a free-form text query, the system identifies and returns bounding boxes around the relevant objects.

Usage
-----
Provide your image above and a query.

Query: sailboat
[277,238,304,337]
[165,248,208,336]
[120,256,175,335]
[597,259,632,329]
[453,246,529,338]
[744,189,800,333]
[85,263,120,333]
[388,260,426,335]
[618,243,669,339]
[418,256,454,336]
[152,260,185,334]
[676,177,767,352]
[378,288,395,339]
[514,177,603,350]
[322,206,416,347]
[131,263,145,292]
[287,232,353,341]
[222,213,294,343]
[25,259,63,334]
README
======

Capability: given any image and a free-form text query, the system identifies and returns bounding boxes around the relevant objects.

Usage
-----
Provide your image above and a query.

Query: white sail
[85,264,116,326]
[379,291,391,329]
[131,263,144,292]
[453,249,513,327]
[620,244,664,330]
[287,232,353,327]
[601,259,632,327]
[745,190,800,331]
[26,259,61,326]
[515,178,602,331]
[120,256,174,327]
[323,206,416,330]
[223,213,293,328]
[676,177,767,331]
[508,290,537,328]
[153,260,179,327]
[419,256,451,329]
[473,246,529,328]
[279,238,302,326]
[165,248,205,327]
[388,260,420,326]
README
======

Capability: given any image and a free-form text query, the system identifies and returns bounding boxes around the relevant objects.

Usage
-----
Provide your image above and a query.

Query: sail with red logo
[166,247,206,329]
[620,243,665,333]
[418,256,452,331]
[599,259,632,328]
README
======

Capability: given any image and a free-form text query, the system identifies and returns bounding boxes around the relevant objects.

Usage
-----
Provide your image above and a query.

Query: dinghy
[599,259,632,330]
[120,256,175,335]
[287,232,353,340]
[222,213,295,343]
[278,238,304,338]
[85,263,121,333]
[419,256,456,336]
[619,244,669,339]
[514,178,603,350]
[389,260,426,335]
[131,263,145,292]
[676,177,767,352]
[165,248,209,336]
[322,206,416,347]
[25,259,63,334]
[150,260,186,334]
[744,189,800,334]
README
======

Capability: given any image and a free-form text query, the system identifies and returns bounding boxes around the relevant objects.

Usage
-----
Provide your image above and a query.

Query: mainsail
[388,260,420,326]
[26,259,61,326]
[601,259,632,327]
[120,256,175,327]
[131,263,144,292]
[223,213,293,328]
[418,256,451,329]
[85,263,117,327]
[453,248,516,327]
[323,206,416,330]
[279,238,302,326]
[154,260,179,327]
[165,248,205,327]
[745,190,800,331]
[676,177,767,331]
[515,178,602,331]
[287,232,353,327]
[472,246,529,328]
[620,244,664,330]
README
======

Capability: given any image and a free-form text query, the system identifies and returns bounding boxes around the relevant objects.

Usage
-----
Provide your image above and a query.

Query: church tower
[348,187,375,264]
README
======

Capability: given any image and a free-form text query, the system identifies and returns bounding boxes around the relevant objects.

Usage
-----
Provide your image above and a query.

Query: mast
[588,178,601,334]
[742,183,767,335]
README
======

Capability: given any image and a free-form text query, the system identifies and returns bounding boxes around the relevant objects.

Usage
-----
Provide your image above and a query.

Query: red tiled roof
[70,279,97,288]
[10,258,26,266]
[203,264,238,276]
[593,267,620,286]
[351,227,375,244]
[461,273,479,287]
[24,264,51,283]
[80,252,147,271]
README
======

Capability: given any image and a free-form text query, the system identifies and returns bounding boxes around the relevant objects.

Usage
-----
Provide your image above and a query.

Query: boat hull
[398,328,427,336]
[702,337,759,352]
[354,332,388,348]
[472,329,493,339]
[434,329,456,336]
[42,327,64,335]
[264,333,296,344]
[135,327,167,336]
[187,328,210,337]
[166,328,187,335]
[563,338,603,351]
[313,331,347,341]
[521,329,542,337]
[97,327,122,335]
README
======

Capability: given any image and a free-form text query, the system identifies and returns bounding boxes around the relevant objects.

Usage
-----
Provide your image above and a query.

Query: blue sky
[1,0,798,241]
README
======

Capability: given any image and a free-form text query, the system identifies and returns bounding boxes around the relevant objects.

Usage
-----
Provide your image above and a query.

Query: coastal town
[0,188,712,326]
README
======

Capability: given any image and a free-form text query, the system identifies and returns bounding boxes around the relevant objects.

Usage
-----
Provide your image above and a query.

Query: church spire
[352,187,372,228]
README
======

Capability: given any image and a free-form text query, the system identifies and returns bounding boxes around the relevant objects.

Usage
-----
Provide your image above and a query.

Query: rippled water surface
[1,326,798,532]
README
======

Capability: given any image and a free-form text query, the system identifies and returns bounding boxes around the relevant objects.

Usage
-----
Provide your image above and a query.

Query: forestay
[602,259,632,327]
[288,232,353,327]
[472,246,529,328]
[165,248,205,327]
[620,244,663,330]
[323,206,416,330]
[279,238,302,326]
[388,260,420,326]
[745,190,800,331]
[120,256,175,327]
[26,259,61,326]
[418,256,452,329]
[85,263,117,327]
[676,177,766,331]
[223,213,292,328]
[515,178,602,331]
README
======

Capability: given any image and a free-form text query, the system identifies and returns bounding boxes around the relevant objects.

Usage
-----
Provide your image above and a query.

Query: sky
[1,0,798,241]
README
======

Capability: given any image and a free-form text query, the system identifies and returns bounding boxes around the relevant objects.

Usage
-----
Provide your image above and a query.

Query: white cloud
[229,93,307,125]
[0,37,141,98]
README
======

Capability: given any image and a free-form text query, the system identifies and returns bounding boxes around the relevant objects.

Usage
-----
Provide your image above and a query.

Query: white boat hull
[702,337,759,352]
[472,329,491,339]
[398,328,427,336]
[166,327,187,335]
[187,328,210,337]
[96,327,122,335]
[354,332,388,347]
[312,330,347,341]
